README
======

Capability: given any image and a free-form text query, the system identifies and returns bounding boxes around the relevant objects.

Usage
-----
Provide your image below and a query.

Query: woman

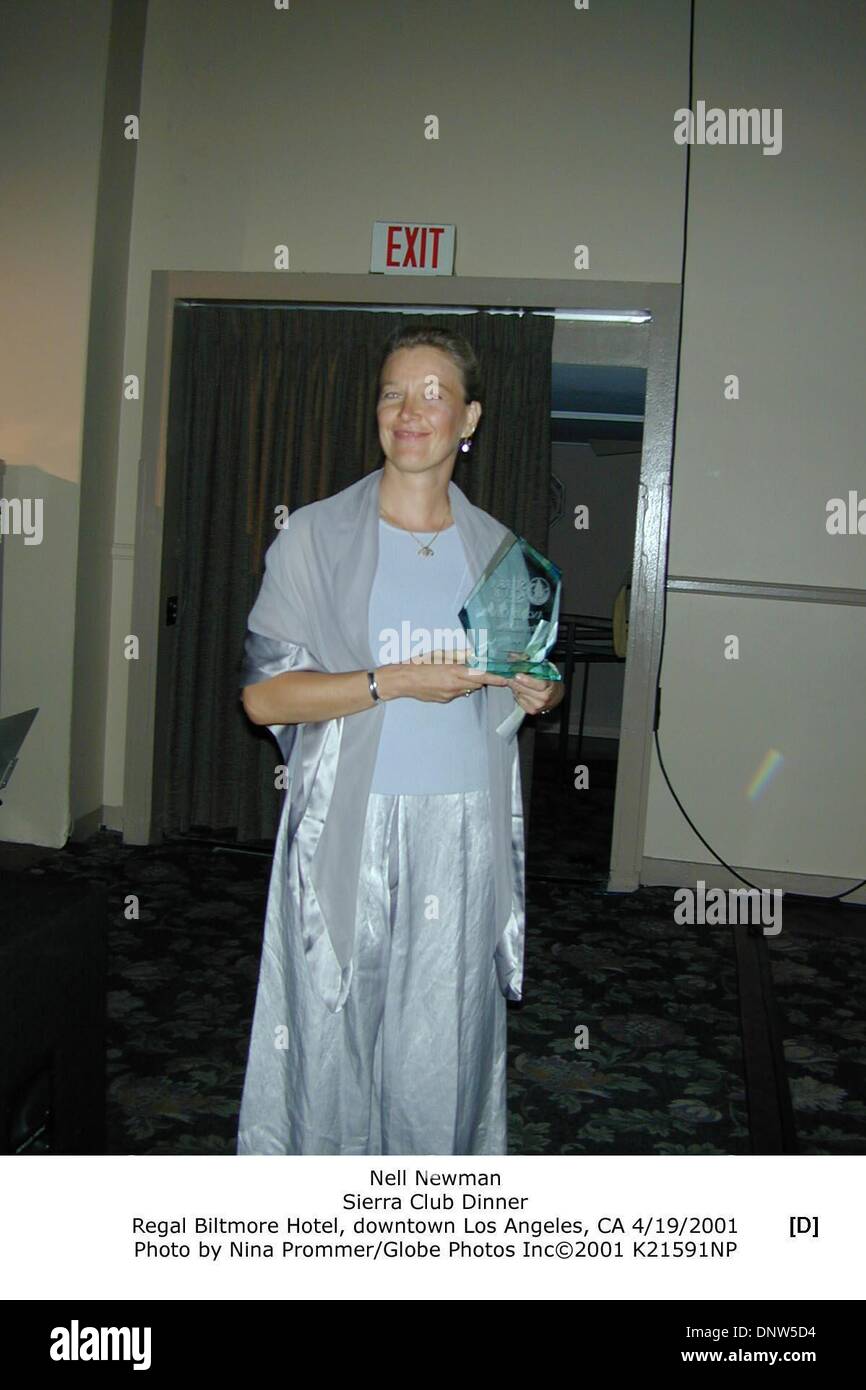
[236,326,565,1156]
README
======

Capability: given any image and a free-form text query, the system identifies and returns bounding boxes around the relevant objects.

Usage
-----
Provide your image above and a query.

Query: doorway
[536,358,647,886]
[123,271,680,896]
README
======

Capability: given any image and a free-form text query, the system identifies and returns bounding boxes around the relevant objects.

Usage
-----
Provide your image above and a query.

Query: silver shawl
[239,466,527,1013]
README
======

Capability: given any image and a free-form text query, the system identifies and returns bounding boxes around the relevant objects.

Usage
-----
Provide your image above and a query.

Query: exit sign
[371,222,455,275]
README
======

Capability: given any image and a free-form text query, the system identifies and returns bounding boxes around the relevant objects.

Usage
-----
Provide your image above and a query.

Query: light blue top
[368,518,489,794]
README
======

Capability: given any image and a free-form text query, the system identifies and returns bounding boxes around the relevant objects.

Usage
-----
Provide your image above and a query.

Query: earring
[460,436,473,453]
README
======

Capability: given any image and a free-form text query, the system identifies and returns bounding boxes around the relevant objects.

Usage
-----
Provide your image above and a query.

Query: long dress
[237,517,509,1155]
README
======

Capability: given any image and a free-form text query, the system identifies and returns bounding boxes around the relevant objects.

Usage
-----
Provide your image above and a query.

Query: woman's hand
[377,649,510,704]
[504,671,565,717]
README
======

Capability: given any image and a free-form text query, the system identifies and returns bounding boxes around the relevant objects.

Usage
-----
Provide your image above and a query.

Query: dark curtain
[159,304,554,841]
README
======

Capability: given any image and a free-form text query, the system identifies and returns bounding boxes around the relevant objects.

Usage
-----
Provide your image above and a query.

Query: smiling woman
[235,325,560,1157]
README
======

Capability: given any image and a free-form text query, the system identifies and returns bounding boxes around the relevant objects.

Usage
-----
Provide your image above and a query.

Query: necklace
[379,508,453,557]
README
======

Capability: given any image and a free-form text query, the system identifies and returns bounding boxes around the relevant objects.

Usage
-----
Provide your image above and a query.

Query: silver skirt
[237,788,507,1156]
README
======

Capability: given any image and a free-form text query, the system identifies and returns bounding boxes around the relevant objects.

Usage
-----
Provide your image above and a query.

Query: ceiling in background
[551,363,646,448]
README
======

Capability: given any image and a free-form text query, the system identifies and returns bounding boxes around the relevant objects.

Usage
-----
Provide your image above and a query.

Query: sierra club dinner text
[133,1189,529,1241]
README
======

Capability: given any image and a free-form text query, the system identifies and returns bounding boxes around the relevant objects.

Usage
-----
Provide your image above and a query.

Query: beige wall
[71,0,148,834]
[646,0,866,880]
[645,593,866,877]
[4,0,864,886]
[0,0,113,845]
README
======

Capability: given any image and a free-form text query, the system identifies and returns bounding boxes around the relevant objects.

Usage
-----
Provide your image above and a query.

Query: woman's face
[377,346,481,474]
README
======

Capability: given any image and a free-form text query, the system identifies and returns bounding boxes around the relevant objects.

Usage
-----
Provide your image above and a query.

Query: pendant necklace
[379,508,453,557]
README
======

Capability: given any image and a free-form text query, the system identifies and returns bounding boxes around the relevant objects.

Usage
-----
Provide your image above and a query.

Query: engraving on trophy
[458,532,563,681]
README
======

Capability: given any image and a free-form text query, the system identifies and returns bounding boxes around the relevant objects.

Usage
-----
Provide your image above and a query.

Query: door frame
[124,270,680,893]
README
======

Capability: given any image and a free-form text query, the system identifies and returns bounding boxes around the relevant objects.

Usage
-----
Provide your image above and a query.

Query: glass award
[458,532,563,681]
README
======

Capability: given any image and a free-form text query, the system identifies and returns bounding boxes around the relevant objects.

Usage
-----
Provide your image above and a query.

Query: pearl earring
[460,436,473,453]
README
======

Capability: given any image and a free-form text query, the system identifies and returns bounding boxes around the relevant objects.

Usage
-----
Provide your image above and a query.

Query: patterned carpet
[6,736,865,1154]
[518,745,750,1153]
[524,742,866,1155]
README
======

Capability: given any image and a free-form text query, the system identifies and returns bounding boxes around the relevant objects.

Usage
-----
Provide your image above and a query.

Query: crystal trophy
[458,532,563,681]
